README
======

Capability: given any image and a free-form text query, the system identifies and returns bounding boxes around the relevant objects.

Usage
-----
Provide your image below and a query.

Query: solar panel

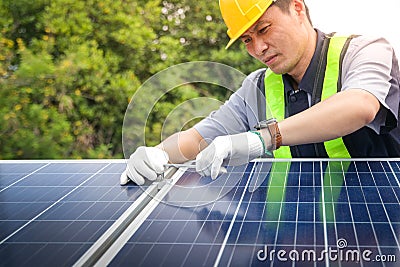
[106,160,400,266]
[0,160,147,266]
[1,159,399,267]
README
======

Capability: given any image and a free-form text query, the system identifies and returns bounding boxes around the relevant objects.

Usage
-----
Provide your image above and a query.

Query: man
[120,0,400,185]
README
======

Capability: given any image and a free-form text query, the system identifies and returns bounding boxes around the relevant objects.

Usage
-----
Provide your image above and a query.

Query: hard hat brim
[224,0,275,49]
[225,17,258,49]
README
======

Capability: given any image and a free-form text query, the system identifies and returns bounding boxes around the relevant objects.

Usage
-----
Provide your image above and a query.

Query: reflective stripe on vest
[264,34,351,159]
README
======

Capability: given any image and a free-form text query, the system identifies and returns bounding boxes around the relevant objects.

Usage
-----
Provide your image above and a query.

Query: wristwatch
[254,118,282,151]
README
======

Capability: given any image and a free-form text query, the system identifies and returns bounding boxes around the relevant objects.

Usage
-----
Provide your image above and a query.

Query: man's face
[240,3,309,77]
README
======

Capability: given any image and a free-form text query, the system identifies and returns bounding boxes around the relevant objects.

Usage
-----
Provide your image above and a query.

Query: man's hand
[120,146,169,185]
[195,132,265,179]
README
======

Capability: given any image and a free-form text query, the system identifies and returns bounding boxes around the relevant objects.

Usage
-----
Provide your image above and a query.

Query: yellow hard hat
[219,0,276,49]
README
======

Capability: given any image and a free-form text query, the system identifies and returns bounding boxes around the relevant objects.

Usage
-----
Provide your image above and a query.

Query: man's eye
[242,38,251,44]
[259,26,268,34]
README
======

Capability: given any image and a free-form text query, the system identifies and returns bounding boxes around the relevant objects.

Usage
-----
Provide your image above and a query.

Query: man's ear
[292,0,307,21]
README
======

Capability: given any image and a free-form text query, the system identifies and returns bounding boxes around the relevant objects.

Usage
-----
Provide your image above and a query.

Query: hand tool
[163,161,196,169]
[163,160,273,193]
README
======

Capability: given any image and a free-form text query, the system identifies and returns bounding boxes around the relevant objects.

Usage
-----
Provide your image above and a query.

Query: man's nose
[254,38,269,57]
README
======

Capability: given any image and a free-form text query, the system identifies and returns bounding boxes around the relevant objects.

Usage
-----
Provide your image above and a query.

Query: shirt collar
[282,29,326,95]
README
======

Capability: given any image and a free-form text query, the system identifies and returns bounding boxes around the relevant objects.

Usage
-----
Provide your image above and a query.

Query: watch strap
[266,121,282,151]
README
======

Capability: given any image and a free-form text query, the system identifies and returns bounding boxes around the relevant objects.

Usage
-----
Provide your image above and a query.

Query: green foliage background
[0,0,263,159]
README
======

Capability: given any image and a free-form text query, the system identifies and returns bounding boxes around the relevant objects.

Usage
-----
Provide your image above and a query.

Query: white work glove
[120,146,169,185]
[196,132,264,180]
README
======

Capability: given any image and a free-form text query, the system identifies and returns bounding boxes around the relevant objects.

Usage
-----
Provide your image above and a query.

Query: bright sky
[306,0,400,56]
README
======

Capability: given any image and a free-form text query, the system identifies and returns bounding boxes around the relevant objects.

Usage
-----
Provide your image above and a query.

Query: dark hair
[274,0,312,25]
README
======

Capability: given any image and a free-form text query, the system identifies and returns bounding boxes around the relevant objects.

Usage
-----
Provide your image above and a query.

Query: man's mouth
[264,55,277,66]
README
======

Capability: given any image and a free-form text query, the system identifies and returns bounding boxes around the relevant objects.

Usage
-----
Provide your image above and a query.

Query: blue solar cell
[16,173,93,186]
[373,222,399,246]
[335,221,358,243]
[367,204,390,222]
[2,186,74,202]
[353,222,378,247]
[183,244,220,266]
[334,203,352,222]
[387,172,400,187]
[350,203,373,222]
[197,221,229,244]
[296,222,322,245]
[354,161,371,172]
[343,171,362,187]
[0,221,26,241]
[277,221,296,244]
[108,243,152,266]
[389,162,400,175]
[380,161,394,172]
[346,187,367,202]
[385,204,400,222]
[298,185,318,203]
[362,187,382,202]
[394,187,400,199]
[0,202,50,220]
[297,203,316,222]
[0,243,91,266]
[0,163,46,174]
[378,187,399,203]
[366,161,380,172]
[38,162,107,173]
[0,174,29,187]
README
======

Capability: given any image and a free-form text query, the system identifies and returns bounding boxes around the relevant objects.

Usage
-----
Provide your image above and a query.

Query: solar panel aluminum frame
[73,166,183,267]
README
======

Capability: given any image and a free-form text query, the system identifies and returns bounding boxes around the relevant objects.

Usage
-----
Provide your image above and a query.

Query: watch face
[254,121,266,130]
[254,119,277,130]
[265,118,277,124]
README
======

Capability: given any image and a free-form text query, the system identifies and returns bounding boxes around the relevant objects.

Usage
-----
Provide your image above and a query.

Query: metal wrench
[156,161,196,183]
[163,162,197,169]
[163,160,270,193]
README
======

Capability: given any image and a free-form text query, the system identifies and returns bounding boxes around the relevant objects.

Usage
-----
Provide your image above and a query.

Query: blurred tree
[157,0,263,72]
[0,0,263,159]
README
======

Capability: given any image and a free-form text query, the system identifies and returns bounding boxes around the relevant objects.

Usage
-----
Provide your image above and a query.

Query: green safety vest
[264,34,352,159]
[262,35,354,226]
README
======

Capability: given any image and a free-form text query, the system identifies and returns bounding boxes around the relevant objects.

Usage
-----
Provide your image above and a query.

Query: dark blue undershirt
[282,29,327,157]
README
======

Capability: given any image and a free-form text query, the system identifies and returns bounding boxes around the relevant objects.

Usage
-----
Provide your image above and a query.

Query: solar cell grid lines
[0,160,146,266]
[0,159,399,267]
